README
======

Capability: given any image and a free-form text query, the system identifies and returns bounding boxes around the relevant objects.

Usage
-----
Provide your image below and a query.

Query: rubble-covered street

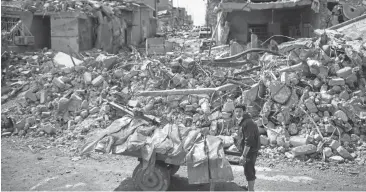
[2,0,366,191]
[2,137,366,191]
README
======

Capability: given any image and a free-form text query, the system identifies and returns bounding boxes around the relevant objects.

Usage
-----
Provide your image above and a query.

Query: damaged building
[1,0,157,54]
[214,0,366,45]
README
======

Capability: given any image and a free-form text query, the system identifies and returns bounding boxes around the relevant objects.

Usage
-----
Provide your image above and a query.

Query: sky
[172,0,206,26]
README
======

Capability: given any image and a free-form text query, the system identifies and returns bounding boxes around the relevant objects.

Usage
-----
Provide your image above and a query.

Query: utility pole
[154,0,157,17]
[206,0,209,29]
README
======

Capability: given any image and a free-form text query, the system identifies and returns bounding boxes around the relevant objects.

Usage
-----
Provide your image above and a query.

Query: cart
[116,148,242,191]
[118,150,181,191]
[107,102,242,191]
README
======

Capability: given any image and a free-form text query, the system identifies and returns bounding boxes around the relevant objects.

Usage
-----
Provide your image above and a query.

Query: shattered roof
[218,0,314,11]
[1,0,151,15]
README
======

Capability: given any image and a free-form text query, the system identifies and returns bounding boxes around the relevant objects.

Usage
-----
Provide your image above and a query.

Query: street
[2,137,366,191]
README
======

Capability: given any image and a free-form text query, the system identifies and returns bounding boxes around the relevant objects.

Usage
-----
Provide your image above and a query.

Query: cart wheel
[167,165,180,176]
[132,163,170,191]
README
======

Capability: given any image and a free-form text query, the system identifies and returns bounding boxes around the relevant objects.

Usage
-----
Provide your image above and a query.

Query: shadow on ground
[114,175,243,191]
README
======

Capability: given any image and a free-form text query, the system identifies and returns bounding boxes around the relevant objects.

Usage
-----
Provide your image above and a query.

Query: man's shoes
[240,185,248,191]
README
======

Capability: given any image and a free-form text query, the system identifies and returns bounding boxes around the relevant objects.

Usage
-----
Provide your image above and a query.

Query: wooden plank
[51,36,79,53]
[51,16,79,37]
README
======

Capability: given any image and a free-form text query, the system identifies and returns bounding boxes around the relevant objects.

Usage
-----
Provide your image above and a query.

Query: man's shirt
[237,113,261,153]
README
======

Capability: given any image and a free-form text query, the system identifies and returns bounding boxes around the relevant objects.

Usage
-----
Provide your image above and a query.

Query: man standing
[234,104,260,191]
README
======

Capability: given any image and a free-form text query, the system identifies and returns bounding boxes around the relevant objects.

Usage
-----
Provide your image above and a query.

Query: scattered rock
[336,146,353,160]
[323,147,333,158]
[80,110,89,118]
[330,140,341,150]
[329,78,345,86]
[334,110,348,122]
[329,156,344,163]
[89,107,100,114]
[260,135,269,146]
[291,144,317,157]
[92,75,104,87]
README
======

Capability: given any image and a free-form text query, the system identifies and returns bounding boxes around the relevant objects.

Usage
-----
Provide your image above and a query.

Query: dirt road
[2,137,366,191]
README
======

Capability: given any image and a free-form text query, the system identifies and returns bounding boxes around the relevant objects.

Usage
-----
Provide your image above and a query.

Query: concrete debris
[1,25,365,167]
[329,156,345,163]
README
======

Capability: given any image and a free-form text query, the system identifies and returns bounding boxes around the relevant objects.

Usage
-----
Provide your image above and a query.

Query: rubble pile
[1,28,366,164]
[254,30,366,164]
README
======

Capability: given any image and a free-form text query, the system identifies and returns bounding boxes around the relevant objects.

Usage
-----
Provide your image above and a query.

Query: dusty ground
[2,136,366,191]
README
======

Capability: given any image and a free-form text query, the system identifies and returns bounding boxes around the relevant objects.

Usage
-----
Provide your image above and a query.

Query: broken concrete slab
[330,140,341,150]
[334,110,348,122]
[53,52,83,68]
[96,54,118,70]
[329,78,346,86]
[323,147,333,158]
[336,67,353,78]
[92,75,104,87]
[260,135,270,146]
[25,90,37,102]
[53,77,66,89]
[329,155,344,163]
[291,144,317,157]
[304,98,318,113]
[136,84,238,97]
[84,72,92,84]
[290,136,309,147]
[40,124,56,135]
[269,81,292,104]
[337,146,353,160]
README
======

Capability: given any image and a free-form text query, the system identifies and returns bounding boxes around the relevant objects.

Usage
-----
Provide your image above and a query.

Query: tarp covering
[90,115,234,184]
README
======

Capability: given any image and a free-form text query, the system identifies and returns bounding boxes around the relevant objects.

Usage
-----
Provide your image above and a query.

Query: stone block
[52,77,66,89]
[260,135,269,145]
[92,75,104,87]
[334,110,348,122]
[26,117,36,126]
[114,69,124,78]
[40,124,56,135]
[329,156,344,163]
[304,98,318,113]
[68,94,83,112]
[323,147,333,157]
[81,100,89,110]
[339,91,350,101]
[351,134,360,142]
[25,90,37,102]
[345,73,358,85]
[39,90,48,104]
[325,124,336,134]
[341,133,351,142]
[103,56,118,70]
[37,105,48,113]
[53,52,83,68]
[291,144,317,157]
[288,123,298,135]
[330,140,341,150]
[41,112,51,118]
[75,116,83,123]
[336,146,353,160]
[290,136,309,147]
[336,67,352,78]
[270,82,292,104]
[80,110,89,118]
[58,97,70,113]
[329,78,345,86]
[221,112,231,119]
[89,107,100,114]
[84,72,92,84]
[222,99,235,112]
[280,72,290,85]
